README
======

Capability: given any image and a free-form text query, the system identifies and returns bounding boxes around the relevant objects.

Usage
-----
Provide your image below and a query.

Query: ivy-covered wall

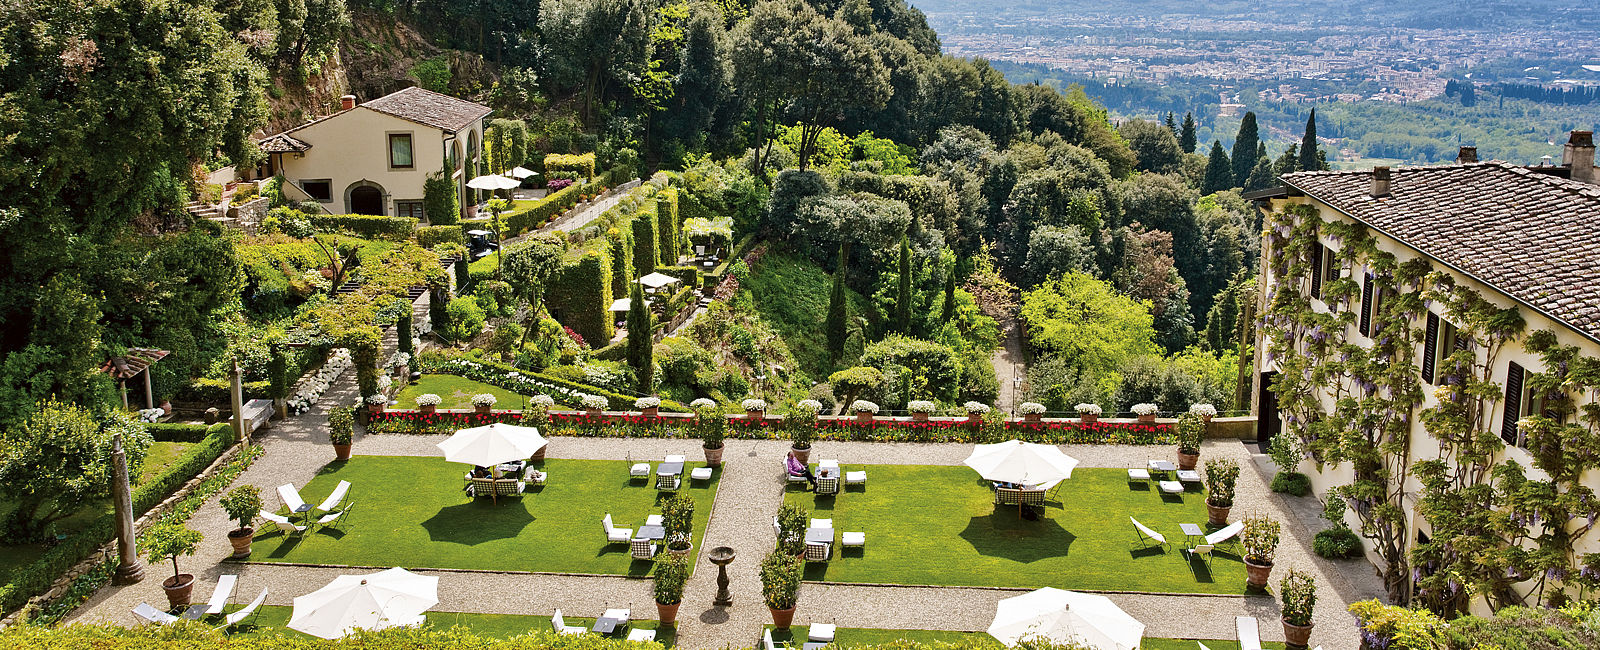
[631,201,659,277]
[656,188,679,264]
[545,241,613,347]
[607,225,633,298]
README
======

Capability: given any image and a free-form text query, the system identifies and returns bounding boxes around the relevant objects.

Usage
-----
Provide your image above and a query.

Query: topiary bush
[306,214,418,240]
[1313,527,1363,559]
[1271,471,1312,497]
[546,243,614,348]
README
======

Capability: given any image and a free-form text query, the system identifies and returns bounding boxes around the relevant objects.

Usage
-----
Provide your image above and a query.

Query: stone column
[230,359,247,443]
[110,434,144,585]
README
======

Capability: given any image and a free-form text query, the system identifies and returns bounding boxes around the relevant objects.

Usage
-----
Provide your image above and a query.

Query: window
[302,179,332,202]
[1311,243,1339,305]
[396,201,424,220]
[1502,362,1557,446]
[1359,273,1375,337]
[389,133,414,169]
[1421,314,1465,385]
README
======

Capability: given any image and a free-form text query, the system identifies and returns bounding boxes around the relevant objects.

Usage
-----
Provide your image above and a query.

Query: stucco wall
[275,107,481,219]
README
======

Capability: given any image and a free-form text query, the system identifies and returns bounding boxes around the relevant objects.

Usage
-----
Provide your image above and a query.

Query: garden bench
[994,487,1045,506]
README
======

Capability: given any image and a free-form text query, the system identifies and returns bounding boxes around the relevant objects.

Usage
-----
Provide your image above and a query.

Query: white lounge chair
[809,623,837,642]
[215,587,269,631]
[552,609,587,636]
[1236,616,1262,650]
[316,480,351,512]
[132,602,178,625]
[603,514,633,544]
[764,628,785,650]
[1130,516,1168,550]
[1206,521,1245,546]
[203,574,239,615]
[258,510,305,535]
[277,484,310,513]
[1159,480,1185,494]
[627,628,657,643]
[629,458,651,480]
[1186,544,1215,571]
[316,502,353,531]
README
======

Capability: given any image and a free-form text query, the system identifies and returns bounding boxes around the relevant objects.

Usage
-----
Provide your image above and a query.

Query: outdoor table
[496,461,524,475]
[657,461,684,477]
[592,608,631,634]
[1147,460,1177,475]
[816,467,840,495]
[805,527,834,544]
[636,524,666,541]
[1180,523,1205,546]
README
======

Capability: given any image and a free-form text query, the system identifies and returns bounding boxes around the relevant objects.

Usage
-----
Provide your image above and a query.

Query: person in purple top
[786,450,816,489]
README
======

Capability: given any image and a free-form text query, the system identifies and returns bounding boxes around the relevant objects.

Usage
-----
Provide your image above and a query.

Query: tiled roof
[1283,161,1600,341]
[359,86,491,133]
[258,132,311,153]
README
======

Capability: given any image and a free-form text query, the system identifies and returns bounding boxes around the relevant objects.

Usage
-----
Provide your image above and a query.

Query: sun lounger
[258,510,305,535]
[203,574,239,615]
[1236,616,1262,650]
[132,602,178,625]
[552,609,587,636]
[277,484,310,513]
[1131,516,1168,550]
[1206,521,1245,546]
[315,480,350,512]
[215,587,269,631]
[316,502,353,531]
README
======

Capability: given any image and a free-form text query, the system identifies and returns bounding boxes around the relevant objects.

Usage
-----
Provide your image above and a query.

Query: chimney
[1564,130,1595,185]
[1370,166,1391,198]
[1456,146,1477,164]
[340,95,357,111]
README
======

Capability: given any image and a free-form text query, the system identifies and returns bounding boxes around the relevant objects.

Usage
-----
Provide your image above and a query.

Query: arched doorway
[346,181,386,215]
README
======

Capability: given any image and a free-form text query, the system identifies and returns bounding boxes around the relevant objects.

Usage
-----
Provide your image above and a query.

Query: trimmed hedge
[656,188,679,263]
[631,201,659,275]
[656,266,700,290]
[544,152,597,178]
[504,183,583,237]
[415,352,684,412]
[546,242,613,347]
[307,214,418,240]
[607,227,633,298]
[0,423,234,615]
[417,225,465,249]
[145,423,213,443]
[176,378,269,405]
[705,233,756,286]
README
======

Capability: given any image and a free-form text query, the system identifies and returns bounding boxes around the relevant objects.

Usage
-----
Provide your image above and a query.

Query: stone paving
[66,368,1380,650]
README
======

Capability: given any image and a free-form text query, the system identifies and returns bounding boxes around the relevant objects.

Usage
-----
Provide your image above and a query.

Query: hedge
[504,183,584,237]
[416,225,465,249]
[145,423,213,443]
[307,214,418,240]
[655,188,679,263]
[176,378,269,405]
[544,152,597,178]
[566,175,664,243]
[606,226,633,299]
[656,265,700,290]
[546,241,613,347]
[414,352,684,412]
[0,423,234,615]
[705,233,757,285]
[631,201,659,275]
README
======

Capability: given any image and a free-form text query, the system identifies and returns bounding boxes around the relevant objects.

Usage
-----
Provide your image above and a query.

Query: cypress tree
[1244,157,1275,192]
[825,243,849,361]
[1203,141,1234,195]
[397,312,414,355]
[626,282,654,392]
[1231,112,1260,186]
[940,265,956,323]
[1164,112,1177,136]
[1299,109,1321,172]
[1179,112,1198,153]
[454,257,469,290]
[894,234,912,334]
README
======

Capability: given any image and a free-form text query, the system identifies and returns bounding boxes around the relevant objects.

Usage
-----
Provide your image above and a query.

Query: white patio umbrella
[987,587,1144,650]
[466,174,522,191]
[963,439,1079,487]
[289,567,439,639]
[506,166,539,179]
[436,422,548,469]
[638,272,681,289]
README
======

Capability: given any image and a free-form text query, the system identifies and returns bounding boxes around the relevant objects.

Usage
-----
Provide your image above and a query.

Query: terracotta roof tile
[257,132,311,153]
[359,86,491,133]
[1283,161,1600,341]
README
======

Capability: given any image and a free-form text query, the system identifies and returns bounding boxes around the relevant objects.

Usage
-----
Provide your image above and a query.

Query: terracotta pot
[642,407,659,417]
[227,528,254,558]
[856,411,875,422]
[159,400,172,414]
[703,445,724,468]
[420,404,437,415]
[1080,413,1098,423]
[967,414,983,424]
[669,541,693,559]
[1138,413,1156,423]
[369,403,387,417]
[333,443,352,461]
[1244,558,1274,589]
[912,412,929,421]
[163,574,195,609]
[1178,451,1200,470]
[656,601,681,626]
[1201,415,1214,423]
[791,446,811,464]
[531,446,547,461]
[746,409,765,421]
[769,606,796,629]
[586,408,603,417]
[1024,413,1042,423]
[475,404,492,414]
[1282,619,1314,647]
[1206,501,1231,526]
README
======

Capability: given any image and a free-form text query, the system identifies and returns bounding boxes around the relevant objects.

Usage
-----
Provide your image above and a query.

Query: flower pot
[746,409,765,421]
[912,412,929,421]
[333,443,352,461]
[656,601,681,626]
[369,403,386,416]
[669,541,693,559]
[856,411,875,422]
[159,400,172,414]
[703,445,724,468]
[791,446,810,464]
[163,574,195,609]
[1282,619,1314,647]
[531,446,547,461]
[1206,501,1231,526]
[475,404,492,415]
[1024,413,1042,423]
[1178,451,1200,470]
[642,407,659,417]
[1244,558,1274,589]
[1138,414,1156,423]
[967,414,983,424]
[1201,415,1214,423]
[586,408,603,417]
[769,606,796,629]
[420,404,437,415]
[227,528,254,559]
[1080,413,1098,423]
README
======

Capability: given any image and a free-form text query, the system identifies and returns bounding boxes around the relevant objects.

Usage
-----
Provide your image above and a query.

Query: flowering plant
[581,394,609,410]
[1280,569,1317,626]
[1132,403,1160,416]
[794,399,823,414]
[741,398,768,412]
[691,398,717,410]
[850,400,879,414]
[471,393,498,407]
[376,375,393,391]
[634,396,661,409]
[364,394,388,405]
[962,402,991,414]
[388,351,412,369]
[415,393,442,407]
[1189,403,1218,418]
[139,408,165,423]
[288,347,353,415]
[1074,403,1102,415]
[1018,402,1046,415]
[1242,514,1283,564]
[906,400,936,414]
[530,394,556,408]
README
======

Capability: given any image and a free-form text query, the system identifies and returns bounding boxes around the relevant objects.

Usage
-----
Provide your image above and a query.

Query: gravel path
[991,320,1025,414]
[536,181,640,236]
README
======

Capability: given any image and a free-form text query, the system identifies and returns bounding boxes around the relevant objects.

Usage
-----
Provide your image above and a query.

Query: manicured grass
[765,627,1282,650]
[229,605,674,645]
[782,465,1249,594]
[396,374,535,410]
[139,441,194,485]
[249,456,719,576]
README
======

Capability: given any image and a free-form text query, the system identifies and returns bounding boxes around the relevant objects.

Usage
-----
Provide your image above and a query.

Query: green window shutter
[1501,361,1524,445]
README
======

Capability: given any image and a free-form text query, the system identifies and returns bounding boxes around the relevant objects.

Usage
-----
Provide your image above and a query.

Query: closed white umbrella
[289,567,439,639]
[436,423,547,468]
[506,167,539,179]
[963,440,1079,487]
[467,174,522,191]
[987,588,1144,650]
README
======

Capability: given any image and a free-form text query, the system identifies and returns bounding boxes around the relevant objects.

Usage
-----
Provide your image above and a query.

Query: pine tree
[1203,141,1233,195]
[1299,109,1321,172]
[1274,143,1300,176]
[1164,112,1177,137]
[940,264,956,323]
[626,282,654,392]
[1244,157,1275,192]
[1179,112,1198,153]
[826,243,848,361]
[893,234,912,334]
[1231,112,1260,187]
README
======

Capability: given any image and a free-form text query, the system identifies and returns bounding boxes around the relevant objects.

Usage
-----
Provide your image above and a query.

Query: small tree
[423,161,460,225]
[1174,412,1204,455]
[662,493,695,552]
[397,312,414,356]
[219,485,263,534]
[328,407,355,446]
[1204,458,1240,508]
[145,522,203,583]
[1242,515,1282,565]
[1280,569,1317,626]
[893,233,911,334]
[653,553,690,605]
[626,282,655,392]
[694,402,726,450]
[783,403,817,450]
[775,504,808,556]
[825,243,848,361]
[760,550,804,611]
[0,399,150,538]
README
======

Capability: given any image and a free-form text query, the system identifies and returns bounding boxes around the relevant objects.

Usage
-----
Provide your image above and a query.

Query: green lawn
[765,627,1282,650]
[224,605,674,644]
[782,465,1249,594]
[248,456,719,576]
[140,441,194,484]
[396,374,536,410]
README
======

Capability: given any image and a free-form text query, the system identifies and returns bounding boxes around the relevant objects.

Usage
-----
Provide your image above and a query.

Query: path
[992,320,1025,413]
[535,179,641,236]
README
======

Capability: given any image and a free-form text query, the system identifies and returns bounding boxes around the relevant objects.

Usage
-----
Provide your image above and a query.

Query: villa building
[251,86,490,221]
[1249,131,1600,610]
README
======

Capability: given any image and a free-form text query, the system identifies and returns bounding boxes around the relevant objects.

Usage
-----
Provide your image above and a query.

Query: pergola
[102,348,170,411]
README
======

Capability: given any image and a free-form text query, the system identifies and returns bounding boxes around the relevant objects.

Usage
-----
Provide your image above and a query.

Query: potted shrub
[1132,402,1160,423]
[1075,403,1101,423]
[787,402,818,464]
[472,393,497,414]
[219,485,263,558]
[581,393,608,417]
[635,396,661,417]
[742,397,768,420]
[850,399,879,423]
[1189,402,1218,423]
[364,394,387,416]
[662,493,696,558]
[1280,569,1317,646]
[963,402,990,424]
[1175,413,1205,470]
[653,553,690,625]
[692,399,726,467]
[146,522,203,609]
[415,393,442,414]
[775,504,808,556]
[760,550,803,629]
[907,400,936,421]
[1018,402,1046,423]
[1204,458,1239,525]
[328,406,355,461]
[1242,514,1282,589]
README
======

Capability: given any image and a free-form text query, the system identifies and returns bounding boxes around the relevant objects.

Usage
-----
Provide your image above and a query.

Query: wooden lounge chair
[551,609,587,636]
[132,602,178,625]
[1131,516,1168,550]
[214,587,269,632]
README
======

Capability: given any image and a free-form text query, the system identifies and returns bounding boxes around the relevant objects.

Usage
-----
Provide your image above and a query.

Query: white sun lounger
[277,484,310,513]
[1236,616,1262,650]
[316,480,350,512]
[258,510,305,535]
[1131,516,1168,549]
[203,574,239,615]
[132,602,178,625]
[552,609,587,635]
[1206,521,1245,546]
[215,587,269,631]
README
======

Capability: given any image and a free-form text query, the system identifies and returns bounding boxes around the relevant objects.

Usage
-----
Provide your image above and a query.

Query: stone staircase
[184,200,227,223]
